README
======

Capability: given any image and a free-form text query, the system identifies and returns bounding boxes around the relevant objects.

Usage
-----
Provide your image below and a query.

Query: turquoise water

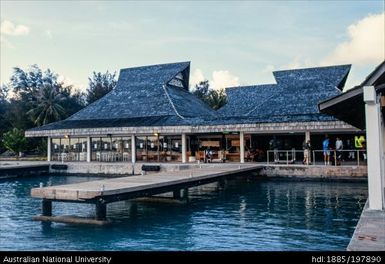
[0,175,367,251]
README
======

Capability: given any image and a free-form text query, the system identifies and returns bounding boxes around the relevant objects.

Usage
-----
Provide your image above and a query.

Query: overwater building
[25,61,362,163]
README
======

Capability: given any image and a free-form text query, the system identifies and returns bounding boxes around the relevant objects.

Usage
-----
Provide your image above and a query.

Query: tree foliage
[26,85,66,126]
[191,80,227,110]
[6,65,86,129]
[2,128,27,158]
[206,88,227,110]
[0,85,11,152]
[1,65,86,154]
[86,71,117,104]
[192,80,210,101]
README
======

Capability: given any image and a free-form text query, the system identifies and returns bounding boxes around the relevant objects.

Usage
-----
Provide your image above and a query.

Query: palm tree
[27,85,66,126]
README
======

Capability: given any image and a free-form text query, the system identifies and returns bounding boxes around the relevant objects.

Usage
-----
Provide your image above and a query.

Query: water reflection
[0,176,367,251]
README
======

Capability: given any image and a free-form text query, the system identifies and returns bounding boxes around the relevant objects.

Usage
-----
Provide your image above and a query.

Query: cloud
[0,35,14,48]
[321,12,385,66]
[189,68,240,90]
[190,69,205,88]
[1,20,29,36]
[45,30,53,39]
[210,70,240,90]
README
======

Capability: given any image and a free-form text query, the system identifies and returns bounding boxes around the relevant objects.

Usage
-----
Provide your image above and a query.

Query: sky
[1,1,384,93]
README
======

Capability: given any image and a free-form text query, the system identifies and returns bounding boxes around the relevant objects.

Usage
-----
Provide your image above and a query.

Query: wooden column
[305,131,311,164]
[173,190,181,199]
[42,199,52,216]
[157,134,160,162]
[181,188,189,199]
[240,131,245,163]
[131,135,136,163]
[95,201,106,220]
[305,131,310,142]
[86,136,91,163]
[182,133,187,163]
[47,137,52,162]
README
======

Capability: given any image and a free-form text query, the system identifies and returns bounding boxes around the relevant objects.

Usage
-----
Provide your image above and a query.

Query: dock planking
[31,164,261,224]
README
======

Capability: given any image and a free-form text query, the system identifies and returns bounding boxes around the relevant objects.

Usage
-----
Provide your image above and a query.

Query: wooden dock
[347,201,385,251]
[0,162,49,179]
[31,164,261,224]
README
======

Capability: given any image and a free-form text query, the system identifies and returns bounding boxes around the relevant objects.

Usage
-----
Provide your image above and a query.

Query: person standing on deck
[302,140,311,165]
[335,137,343,166]
[323,135,330,165]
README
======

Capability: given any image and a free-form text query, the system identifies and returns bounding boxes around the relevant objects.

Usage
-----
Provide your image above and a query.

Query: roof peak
[273,64,351,74]
[119,61,190,73]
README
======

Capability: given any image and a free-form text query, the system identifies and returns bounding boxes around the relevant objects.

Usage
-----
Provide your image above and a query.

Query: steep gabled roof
[319,61,385,129]
[218,65,351,122]
[67,61,214,121]
[273,64,351,91]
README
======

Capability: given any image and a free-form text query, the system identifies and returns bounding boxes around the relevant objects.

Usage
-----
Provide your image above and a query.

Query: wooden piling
[42,199,52,216]
[173,190,181,199]
[95,201,106,221]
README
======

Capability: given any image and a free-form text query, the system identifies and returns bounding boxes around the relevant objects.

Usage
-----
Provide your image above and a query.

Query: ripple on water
[0,176,367,251]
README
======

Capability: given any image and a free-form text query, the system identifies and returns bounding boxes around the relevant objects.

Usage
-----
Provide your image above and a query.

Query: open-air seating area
[96,152,130,162]
[56,152,87,162]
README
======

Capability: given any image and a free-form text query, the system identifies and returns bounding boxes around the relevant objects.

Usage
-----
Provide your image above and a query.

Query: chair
[123,152,129,161]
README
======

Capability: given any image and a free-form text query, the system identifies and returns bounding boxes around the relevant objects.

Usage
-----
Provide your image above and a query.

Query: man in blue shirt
[323,135,330,165]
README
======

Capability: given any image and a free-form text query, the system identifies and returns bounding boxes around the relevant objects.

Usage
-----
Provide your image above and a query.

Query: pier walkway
[31,164,261,224]
[0,162,49,179]
[348,201,385,251]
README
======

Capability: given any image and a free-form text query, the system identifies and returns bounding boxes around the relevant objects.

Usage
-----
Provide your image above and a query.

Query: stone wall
[49,162,215,176]
[258,165,367,180]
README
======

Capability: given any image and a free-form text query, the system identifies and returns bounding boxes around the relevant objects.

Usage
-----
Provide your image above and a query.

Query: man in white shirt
[335,137,343,165]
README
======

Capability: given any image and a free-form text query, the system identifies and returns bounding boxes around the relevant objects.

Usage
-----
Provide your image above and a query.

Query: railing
[266,149,367,166]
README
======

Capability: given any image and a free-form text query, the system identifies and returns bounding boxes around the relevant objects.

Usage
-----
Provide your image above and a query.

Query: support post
[173,190,181,199]
[157,134,160,162]
[131,135,136,163]
[364,86,384,210]
[95,201,107,220]
[86,136,91,162]
[181,188,189,199]
[182,133,187,163]
[305,131,311,164]
[240,131,245,163]
[42,199,52,216]
[305,131,311,142]
[47,137,52,162]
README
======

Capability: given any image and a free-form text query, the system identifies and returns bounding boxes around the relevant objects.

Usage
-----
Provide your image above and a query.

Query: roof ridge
[120,61,190,72]
[162,84,185,119]
[273,64,351,74]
